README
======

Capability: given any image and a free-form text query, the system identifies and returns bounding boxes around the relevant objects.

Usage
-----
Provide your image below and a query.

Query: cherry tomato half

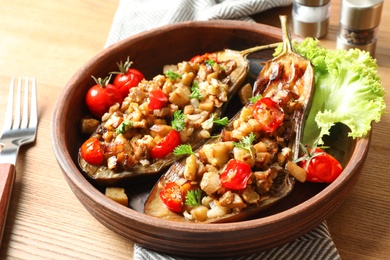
[299,148,343,183]
[86,76,123,118]
[80,137,104,165]
[148,89,168,110]
[150,130,181,159]
[160,182,183,213]
[220,159,252,190]
[252,97,284,133]
[113,68,144,99]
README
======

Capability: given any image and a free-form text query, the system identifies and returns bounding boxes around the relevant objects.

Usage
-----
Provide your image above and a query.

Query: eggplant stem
[239,15,293,58]
[239,42,281,57]
[279,15,293,54]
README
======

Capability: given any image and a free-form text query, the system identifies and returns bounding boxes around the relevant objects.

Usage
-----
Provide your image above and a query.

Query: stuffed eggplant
[78,46,278,186]
[144,15,315,223]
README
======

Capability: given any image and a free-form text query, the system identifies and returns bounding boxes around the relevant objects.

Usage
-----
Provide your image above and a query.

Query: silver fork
[0,77,37,246]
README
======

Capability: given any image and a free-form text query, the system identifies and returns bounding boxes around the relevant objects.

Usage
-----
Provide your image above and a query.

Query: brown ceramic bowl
[51,20,370,257]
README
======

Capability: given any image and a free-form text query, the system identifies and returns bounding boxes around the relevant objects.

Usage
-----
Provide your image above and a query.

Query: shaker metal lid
[294,0,330,6]
[340,0,383,29]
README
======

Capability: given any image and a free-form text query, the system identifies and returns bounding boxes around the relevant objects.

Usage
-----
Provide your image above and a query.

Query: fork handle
[0,163,16,247]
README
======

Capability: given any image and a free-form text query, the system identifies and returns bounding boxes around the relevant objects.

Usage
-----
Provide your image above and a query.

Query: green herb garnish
[205,59,216,66]
[189,81,202,100]
[185,189,202,207]
[173,144,194,156]
[213,116,229,126]
[249,94,262,103]
[233,132,255,158]
[172,110,185,131]
[165,70,182,80]
[202,113,229,129]
[205,59,226,71]
[116,120,133,134]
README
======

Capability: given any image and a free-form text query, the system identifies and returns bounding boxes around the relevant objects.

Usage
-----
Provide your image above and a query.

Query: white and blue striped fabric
[105,0,292,47]
[105,1,342,259]
[133,222,341,260]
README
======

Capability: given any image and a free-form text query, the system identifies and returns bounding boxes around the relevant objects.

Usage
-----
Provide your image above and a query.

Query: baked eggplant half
[78,45,278,186]
[144,15,315,223]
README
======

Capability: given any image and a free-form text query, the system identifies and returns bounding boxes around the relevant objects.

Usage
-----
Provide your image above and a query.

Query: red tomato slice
[220,159,252,190]
[86,77,123,118]
[80,137,104,165]
[148,89,168,110]
[252,97,284,133]
[160,182,183,213]
[299,148,343,183]
[113,68,144,98]
[150,130,181,159]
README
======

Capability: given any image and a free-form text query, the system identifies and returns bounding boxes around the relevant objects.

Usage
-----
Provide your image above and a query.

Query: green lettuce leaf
[288,38,385,145]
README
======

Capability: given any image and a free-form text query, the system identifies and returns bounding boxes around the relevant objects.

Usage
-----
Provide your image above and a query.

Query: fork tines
[3,77,37,132]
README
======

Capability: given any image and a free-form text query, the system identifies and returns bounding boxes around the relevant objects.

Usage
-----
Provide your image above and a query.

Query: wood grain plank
[0,0,388,259]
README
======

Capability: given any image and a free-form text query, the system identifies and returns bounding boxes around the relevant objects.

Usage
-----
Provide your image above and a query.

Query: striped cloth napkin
[105,0,292,47]
[105,0,342,259]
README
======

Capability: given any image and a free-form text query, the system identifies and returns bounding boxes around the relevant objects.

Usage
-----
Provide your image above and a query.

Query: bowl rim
[51,19,371,236]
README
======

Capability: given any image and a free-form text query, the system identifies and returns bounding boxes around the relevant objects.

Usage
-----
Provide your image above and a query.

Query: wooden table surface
[0,0,389,259]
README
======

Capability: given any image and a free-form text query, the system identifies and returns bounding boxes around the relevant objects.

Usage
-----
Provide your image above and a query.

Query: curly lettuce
[285,38,385,145]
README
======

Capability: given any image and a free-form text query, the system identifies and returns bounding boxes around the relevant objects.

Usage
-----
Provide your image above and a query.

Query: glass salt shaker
[292,0,331,38]
[337,0,383,57]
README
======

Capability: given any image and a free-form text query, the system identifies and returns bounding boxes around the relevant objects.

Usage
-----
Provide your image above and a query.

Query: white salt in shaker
[337,0,383,57]
[292,0,331,38]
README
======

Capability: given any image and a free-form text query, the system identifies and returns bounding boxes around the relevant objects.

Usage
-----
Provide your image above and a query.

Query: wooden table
[0,1,388,259]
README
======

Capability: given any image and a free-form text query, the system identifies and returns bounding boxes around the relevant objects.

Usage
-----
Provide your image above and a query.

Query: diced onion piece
[286,161,307,182]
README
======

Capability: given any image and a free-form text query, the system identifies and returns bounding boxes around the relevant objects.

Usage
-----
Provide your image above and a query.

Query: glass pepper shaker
[337,0,383,57]
[292,0,331,38]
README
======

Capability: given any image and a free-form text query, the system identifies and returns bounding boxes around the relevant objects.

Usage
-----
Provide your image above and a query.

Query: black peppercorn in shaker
[337,0,383,57]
